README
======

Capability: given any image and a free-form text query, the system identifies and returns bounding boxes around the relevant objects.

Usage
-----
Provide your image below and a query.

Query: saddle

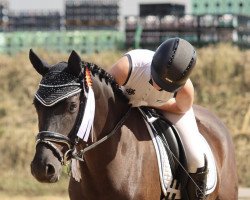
[139,107,189,199]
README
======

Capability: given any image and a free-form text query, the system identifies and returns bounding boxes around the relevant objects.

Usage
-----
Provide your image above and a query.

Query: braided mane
[82,61,128,101]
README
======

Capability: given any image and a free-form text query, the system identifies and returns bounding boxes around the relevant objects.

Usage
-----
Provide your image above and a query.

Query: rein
[78,106,131,153]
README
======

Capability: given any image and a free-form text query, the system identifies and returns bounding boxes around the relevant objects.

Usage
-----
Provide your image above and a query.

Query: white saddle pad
[142,117,217,199]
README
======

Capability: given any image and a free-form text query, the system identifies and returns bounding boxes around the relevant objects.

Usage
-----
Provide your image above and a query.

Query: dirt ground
[0,195,69,200]
[239,188,250,200]
[0,188,249,200]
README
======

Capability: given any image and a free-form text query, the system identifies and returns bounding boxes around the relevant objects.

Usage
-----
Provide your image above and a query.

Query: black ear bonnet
[35,62,82,106]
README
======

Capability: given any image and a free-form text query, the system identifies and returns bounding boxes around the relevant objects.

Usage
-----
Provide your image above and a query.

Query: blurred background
[0,0,249,199]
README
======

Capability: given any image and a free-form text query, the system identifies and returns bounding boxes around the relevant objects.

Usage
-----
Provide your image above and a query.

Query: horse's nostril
[46,163,55,176]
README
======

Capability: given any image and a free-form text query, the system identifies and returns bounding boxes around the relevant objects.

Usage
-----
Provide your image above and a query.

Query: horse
[30,50,238,200]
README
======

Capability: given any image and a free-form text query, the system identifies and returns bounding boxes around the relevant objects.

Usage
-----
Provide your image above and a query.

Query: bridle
[35,68,88,165]
[35,66,132,165]
[35,102,132,166]
[35,107,131,165]
[36,131,75,165]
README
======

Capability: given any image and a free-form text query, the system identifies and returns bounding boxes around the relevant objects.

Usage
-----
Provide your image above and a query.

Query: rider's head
[151,37,196,93]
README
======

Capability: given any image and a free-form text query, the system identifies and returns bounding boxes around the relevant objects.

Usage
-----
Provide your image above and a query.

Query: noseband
[36,131,75,165]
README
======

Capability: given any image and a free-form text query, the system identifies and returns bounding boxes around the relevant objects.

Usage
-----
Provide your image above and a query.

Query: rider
[109,37,208,200]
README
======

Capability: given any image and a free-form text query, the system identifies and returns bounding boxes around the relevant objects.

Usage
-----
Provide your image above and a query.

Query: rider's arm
[110,55,194,114]
[156,79,194,114]
[109,56,130,86]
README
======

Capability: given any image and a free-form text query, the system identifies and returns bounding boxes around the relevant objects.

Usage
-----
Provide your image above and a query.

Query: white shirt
[122,49,173,107]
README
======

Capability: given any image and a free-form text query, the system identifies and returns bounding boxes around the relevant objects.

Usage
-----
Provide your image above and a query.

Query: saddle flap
[139,107,188,177]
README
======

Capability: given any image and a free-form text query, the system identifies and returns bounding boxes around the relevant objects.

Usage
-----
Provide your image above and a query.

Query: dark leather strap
[36,131,73,147]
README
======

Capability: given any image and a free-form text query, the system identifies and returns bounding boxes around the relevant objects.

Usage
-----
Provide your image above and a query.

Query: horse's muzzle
[30,143,62,183]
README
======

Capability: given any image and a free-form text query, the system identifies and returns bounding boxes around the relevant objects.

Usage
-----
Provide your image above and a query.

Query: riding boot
[186,156,208,200]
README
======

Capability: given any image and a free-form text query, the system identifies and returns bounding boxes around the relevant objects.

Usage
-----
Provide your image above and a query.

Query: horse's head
[30,50,84,183]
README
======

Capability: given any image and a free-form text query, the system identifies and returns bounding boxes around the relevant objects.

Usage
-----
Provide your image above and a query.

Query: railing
[0,30,125,55]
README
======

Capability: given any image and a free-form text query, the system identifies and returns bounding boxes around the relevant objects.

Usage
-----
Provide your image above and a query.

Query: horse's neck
[92,77,129,141]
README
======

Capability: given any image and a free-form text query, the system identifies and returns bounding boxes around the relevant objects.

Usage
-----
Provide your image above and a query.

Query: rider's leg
[162,107,208,199]
[162,107,205,172]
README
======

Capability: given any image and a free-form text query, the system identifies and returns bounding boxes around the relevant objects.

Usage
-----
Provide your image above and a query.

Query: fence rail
[0,30,125,55]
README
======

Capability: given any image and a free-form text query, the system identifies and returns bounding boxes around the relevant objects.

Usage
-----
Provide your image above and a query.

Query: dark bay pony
[30,50,238,200]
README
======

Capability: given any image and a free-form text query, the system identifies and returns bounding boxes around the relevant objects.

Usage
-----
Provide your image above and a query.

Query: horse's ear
[66,50,82,77]
[29,49,49,76]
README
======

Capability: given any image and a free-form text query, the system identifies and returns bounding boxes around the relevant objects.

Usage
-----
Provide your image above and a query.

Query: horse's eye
[69,103,78,113]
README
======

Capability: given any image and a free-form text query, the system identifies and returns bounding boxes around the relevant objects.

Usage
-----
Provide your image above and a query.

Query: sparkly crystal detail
[35,62,82,106]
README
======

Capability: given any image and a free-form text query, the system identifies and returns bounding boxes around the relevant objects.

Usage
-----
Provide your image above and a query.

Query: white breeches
[162,107,206,173]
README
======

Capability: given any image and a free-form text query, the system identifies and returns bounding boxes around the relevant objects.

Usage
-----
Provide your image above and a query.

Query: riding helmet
[151,37,196,92]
